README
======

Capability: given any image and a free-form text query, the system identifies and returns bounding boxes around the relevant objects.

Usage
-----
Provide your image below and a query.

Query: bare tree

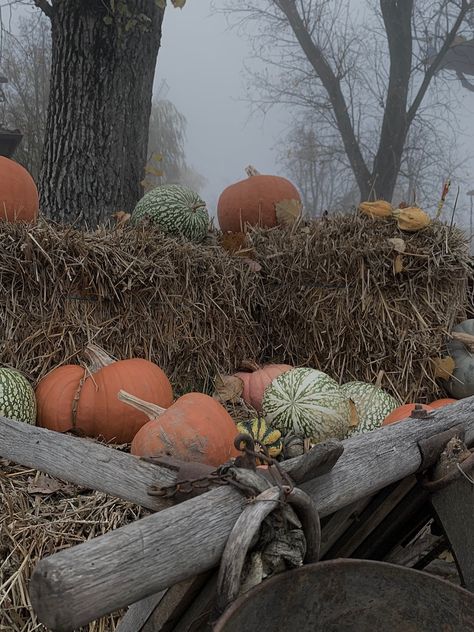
[1,13,50,180]
[221,0,473,203]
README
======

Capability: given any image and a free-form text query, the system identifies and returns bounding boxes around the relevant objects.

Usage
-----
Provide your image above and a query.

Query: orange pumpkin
[0,156,39,223]
[121,390,240,467]
[382,403,434,426]
[217,166,301,233]
[36,344,173,443]
[429,398,457,409]
[234,360,293,412]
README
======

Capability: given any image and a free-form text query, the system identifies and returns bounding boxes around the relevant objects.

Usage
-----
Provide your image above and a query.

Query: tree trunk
[39,0,164,226]
[367,0,413,202]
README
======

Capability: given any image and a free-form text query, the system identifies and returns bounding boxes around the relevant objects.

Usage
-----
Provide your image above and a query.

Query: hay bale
[0,458,144,631]
[0,220,262,394]
[249,213,472,402]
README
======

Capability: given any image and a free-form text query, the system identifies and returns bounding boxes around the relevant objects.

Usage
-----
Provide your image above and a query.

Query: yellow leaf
[275,198,302,226]
[348,399,359,428]
[171,0,186,7]
[145,165,164,177]
[431,356,455,379]
[151,152,163,162]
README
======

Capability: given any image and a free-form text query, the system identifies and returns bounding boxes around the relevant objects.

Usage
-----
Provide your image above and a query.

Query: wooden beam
[0,416,175,511]
[28,398,474,631]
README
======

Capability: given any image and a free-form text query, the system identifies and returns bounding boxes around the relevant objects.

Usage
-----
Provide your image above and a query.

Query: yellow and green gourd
[236,417,283,459]
[0,368,36,424]
[131,184,210,242]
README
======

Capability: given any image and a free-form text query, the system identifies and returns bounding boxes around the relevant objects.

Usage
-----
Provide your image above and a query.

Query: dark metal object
[417,425,465,472]
[213,559,474,632]
[422,451,474,492]
[409,403,435,419]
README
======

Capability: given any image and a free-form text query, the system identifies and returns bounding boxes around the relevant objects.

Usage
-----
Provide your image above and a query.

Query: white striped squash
[132,184,209,242]
[261,367,351,443]
[342,381,397,437]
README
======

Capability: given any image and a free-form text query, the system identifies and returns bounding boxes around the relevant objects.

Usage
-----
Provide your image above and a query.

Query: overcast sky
[157,0,474,216]
[156,1,290,211]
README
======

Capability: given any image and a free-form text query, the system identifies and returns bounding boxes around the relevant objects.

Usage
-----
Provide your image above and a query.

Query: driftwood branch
[0,416,175,511]
[28,396,474,631]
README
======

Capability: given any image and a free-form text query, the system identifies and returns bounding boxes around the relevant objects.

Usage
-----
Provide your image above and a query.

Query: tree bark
[369,0,413,201]
[38,0,164,226]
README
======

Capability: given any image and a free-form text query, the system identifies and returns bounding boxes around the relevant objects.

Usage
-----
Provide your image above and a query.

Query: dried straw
[248,213,472,402]
[0,459,146,631]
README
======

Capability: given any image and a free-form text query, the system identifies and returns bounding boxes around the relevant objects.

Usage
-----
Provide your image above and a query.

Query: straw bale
[0,220,262,395]
[248,213,472,402]
[0,458,145,631]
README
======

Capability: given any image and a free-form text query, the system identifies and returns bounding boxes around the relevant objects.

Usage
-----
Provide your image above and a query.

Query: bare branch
[275,0,371,196]
[33,0,54,19]
[407,1,472,123]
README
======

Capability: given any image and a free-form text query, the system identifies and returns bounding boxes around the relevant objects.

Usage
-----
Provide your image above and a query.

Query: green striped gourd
[236,417,283,459]
[131,184,209,242]
[261,367,351,443]
[0,368,36,424]
[342,381,397,437]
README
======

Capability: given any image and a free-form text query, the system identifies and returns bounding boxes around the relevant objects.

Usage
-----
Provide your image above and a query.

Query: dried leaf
[27,474,64,495]
[242,258,262,272]
[393,254,404,274]
[171,0,186,7]
[348,399,359,428]
[387,237,406,253]
[275,199,302,226]
[431,356,456,379]
[219,232,248,254]
[213,374,244,403]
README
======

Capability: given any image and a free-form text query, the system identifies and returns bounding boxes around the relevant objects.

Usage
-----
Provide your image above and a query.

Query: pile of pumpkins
[1,339,466,470]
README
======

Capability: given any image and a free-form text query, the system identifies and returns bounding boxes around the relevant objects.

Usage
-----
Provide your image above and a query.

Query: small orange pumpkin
[234,360,293,412]
[217,165,301,233]
[0,156,39,223]
[382,403,434,426]
[429,398,457,409]
[121,390,240,467]
[36,344,173,443]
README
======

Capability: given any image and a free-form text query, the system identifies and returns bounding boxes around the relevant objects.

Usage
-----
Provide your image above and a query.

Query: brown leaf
[275,198,302,226]
[387,237,406,253]
[431,356,455,379]
[393,254,404,274]
[219,232,248,254]
[27,474,64,495]
[213,374,244,403]
[171,0,187,7]
[348,399,360,428]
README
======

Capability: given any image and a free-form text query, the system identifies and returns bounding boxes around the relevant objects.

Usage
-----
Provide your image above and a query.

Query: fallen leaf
[27,474,64,495]
[219,232,248,254]
[393,254,404,274]
[431,356,456,379]
[171,0,186,7]
[213,374,244,403]
[275,199,302,226]
[387,237,406,253]
[241,258,262,272]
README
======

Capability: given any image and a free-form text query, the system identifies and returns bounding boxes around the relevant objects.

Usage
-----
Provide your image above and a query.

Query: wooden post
[27,397,474,631]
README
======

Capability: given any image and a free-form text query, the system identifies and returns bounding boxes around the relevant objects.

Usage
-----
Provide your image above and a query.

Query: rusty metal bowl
[214,559,474,631]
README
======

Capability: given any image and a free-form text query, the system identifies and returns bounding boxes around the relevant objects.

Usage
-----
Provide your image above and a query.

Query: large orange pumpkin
[217,166,301,233]
[234,360,293,412]
[121,390,240,467]
[429,398,457,409]
[35,344,173,443]
[382,403,434,426]
[0,156,39,223]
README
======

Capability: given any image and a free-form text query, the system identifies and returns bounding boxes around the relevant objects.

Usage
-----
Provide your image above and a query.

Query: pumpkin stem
[117,389,167,420]
[82,344,116,373]
[245,165,261,177]
[237,360,262,373]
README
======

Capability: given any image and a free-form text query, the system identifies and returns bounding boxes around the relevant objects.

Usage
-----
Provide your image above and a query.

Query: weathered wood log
[0,416,175,511]
[29,398,474,631]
